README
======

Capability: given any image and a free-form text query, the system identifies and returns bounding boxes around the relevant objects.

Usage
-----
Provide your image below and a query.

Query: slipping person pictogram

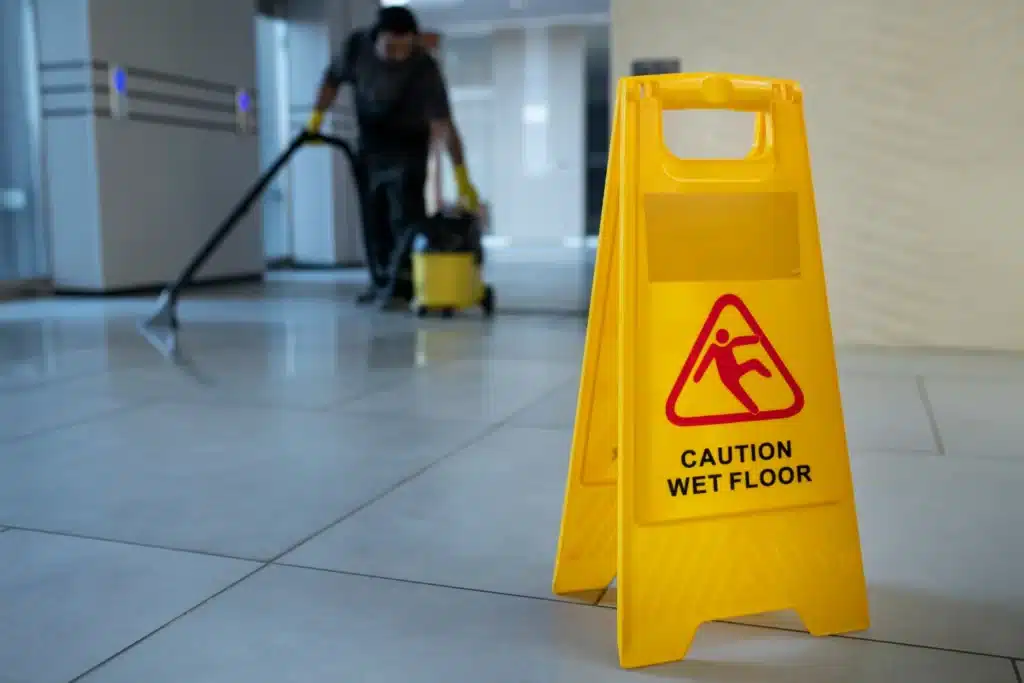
[692,329,772,415]
[665,293,804,427]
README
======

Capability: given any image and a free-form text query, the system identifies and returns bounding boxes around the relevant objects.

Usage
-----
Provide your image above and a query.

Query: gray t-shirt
[325,30,451,156]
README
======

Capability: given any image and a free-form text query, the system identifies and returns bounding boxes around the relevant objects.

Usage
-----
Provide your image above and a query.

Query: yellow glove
[305,110,325,142]
[453,165,479,212]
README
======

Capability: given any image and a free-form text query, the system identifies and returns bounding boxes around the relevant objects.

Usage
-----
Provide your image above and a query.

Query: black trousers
[359,155,427,298]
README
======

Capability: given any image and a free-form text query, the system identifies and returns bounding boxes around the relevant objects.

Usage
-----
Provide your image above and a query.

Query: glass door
[0,0,48,283]
[255,15,293,264]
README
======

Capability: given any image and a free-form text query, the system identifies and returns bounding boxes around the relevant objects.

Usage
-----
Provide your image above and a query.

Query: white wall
[611,0,1024,351]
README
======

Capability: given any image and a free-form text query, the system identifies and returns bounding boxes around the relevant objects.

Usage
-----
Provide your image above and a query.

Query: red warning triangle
[665,293,804,427]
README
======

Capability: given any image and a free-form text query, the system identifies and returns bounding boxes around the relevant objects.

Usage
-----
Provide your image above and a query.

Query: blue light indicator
[237,90,250,112]
[112,67,126,94]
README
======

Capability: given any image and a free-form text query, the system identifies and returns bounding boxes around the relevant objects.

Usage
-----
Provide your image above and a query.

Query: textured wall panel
[612,0,1024,350]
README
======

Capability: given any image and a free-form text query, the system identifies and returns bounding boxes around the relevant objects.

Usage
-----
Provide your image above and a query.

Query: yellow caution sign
[553,74,870,669]
[551,81,625,598]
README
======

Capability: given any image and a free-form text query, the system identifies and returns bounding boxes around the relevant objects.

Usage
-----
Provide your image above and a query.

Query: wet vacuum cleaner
[141,131,337,332]
[410,207,494,319]
[139,130,495,337]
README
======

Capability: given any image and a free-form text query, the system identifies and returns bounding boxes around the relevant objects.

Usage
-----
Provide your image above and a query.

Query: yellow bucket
[411,252,493,317]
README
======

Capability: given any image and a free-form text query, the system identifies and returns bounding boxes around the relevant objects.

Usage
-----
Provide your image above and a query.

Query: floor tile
[0,403,492,559]
[838,374,938,453]
[79,565,1016,683]
[837,346,1024,381]
[921,376,1024,460]
[0,530,257,683]
[69,356,416,411]
[283,426,573,601]
[343,358,577,423]
[468,322,589,363]
[0,326,438,412]
[4,285,1024,682]
[371,317,587,365]
[0,375,143,442]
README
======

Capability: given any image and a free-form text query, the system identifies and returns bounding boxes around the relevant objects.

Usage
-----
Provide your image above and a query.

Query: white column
[36,0,104,289]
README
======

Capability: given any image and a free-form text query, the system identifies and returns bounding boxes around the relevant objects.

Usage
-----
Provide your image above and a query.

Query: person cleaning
[306,5,479,308]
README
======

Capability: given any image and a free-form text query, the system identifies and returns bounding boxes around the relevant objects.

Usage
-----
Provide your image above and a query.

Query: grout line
[140,396,341,416]
[915,375,946,455]
[1014,660,1022,683]
[501,379,580,428]
[714,619,1011,662]
[0,400,162,447]
[0,525,258,563]
[0,346,191,396]
[330,367,551,415]
[851,447,944,457]
[519,423,577,434]
[261,416,514,567]
[110,360,462,416]
[274,563,580,608]
[838,343,1024,360]
[66,564,268,683]
[596,599,1014,662]
[66,414,511,681]
[0,365,131,396]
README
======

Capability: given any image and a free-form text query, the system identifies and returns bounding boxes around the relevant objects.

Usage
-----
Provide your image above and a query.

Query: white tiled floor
[1,287,1022,682]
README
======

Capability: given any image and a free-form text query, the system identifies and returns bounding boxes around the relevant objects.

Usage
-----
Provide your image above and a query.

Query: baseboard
[0,279,54,301]
[53,272,264,297]
[268,258,364,271]
[265,256,293,270]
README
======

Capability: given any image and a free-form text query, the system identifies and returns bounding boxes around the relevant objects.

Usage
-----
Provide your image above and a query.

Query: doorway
[254,13,293,265]
[0,0,48,284]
